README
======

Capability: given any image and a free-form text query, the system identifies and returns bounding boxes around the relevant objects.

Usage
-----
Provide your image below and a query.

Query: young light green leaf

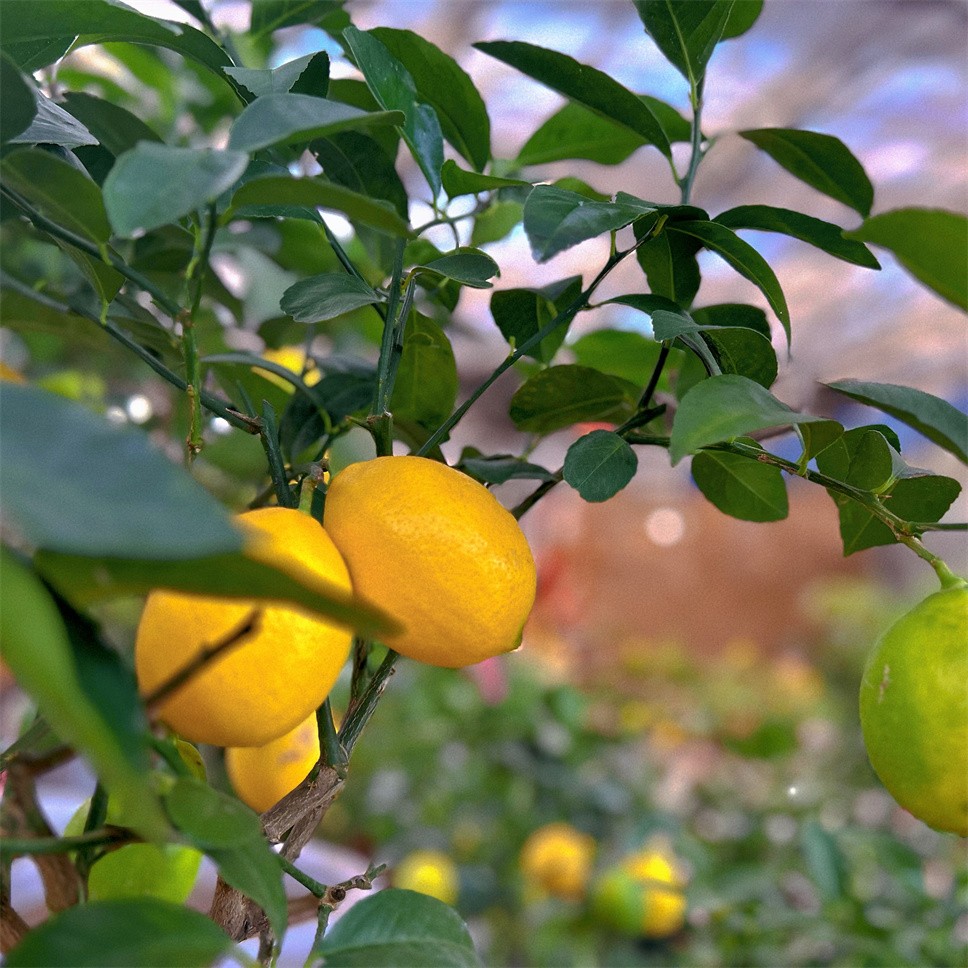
[440,159,531,198]
[315,888,482,968]
[634,0,735,88]
[569,329,663,385]
[523,185,654,262]
[414,247,499,288]
[62,92,163,156]
[563,429,638,502]
[224,50,329,99]
[691,447,789,521]
[491,275,583,362]
[3,899,235,968]
[740,127,874,217]
[87,844,203,905]
[716,204,880,268]
[104,144,248,236]
[370,27,491,171]
[471,200,524,246]
[845,208,968,310]
[474,41,671,158]
[391,312,458,429]
[227,92,403,154]
[0,52,36,145]
[510,365,638,433]
[281,274,383,323]
[669,374,841,464]
[824,378,968,464]
[667,219,791,341]
[0,384,242,559]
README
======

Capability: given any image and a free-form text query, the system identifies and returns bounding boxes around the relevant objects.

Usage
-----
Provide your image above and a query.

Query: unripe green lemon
[859,584,968,836]
[591,849,687,938]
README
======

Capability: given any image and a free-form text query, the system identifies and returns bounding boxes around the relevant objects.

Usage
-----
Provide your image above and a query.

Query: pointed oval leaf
[391,312,458,429]
[0,51,36,145]
[440,159,530,198]
[815,427,896,492]
[62,92,162,157]
[692,447,788,521]
[491,275,583,362]
[691,302,770,337]
[165,777,262,849]
[722,0,765,38]
[563,429,638,502]
[281,273,382,323]
[415,247,499,289]
[845,208,968,310]
[224,50,329,99]
[633,226,702,305]
[740,127,874,217]
[9,91,98,148]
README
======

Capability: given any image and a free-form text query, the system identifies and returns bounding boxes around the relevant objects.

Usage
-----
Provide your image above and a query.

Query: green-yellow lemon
[323,456,536,668]
[859,584,968,836]
[135,507,353,747]
[393,850,459,906]
[226,713,320,813]
[520,822,596,900]
[592,850,687,938]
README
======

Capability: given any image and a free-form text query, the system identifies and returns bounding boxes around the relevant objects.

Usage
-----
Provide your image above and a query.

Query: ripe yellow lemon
[859,584,968,836]
[520,822,596,900]
[323,456,536,668]
[135,508,353,747]
[393,850,459,906]
[592,849,687,938]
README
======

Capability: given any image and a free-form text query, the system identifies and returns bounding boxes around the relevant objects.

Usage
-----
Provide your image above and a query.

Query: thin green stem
[338,649,398,754]
[512,470,564,520]
[895,538,964,589]
[259,401,297,508]
[638,345,672,410]
[373,241,406,417]
[679,76,705,205]
[0,830,130,858]
[316,700,347,777]
[278,855,327,897]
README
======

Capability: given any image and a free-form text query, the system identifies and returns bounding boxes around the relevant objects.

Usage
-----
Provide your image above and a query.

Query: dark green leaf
[0,550,166,839]
[815,427,897,492]
[250,0,345,37]
[62,92,162,157]
[490,275,582,362]
[633,226,702,305]
[563,429,638,502]
[509,365,638,433]
[523,185,654,262]
[370,27,491,171]
[457,452,556,485]
[316,888,481,968]
[740,127,874,217]
[824,378,967,464]
[391,312,458,428]
[692,447,788,521]
[0,52,36,145]
[4,898,235,968]
[474,41,671,158]
[667,219,791,341]
[229,175,411,237]
[845,208,968,310]
[634,0,735,87]
[281,273,382,323]
[165,777,261,848]
[717,204,880,268]
[103,144,248,237]
[669,374,841,464]
[703,327,777,388]
[311,131,408,217]
[415,247,499,289]
[227,92,403,154]
[690,302,770,337]
[325,78,401,158]
[343,27,444,196]
[649,307,720,375]
[0,384,241,558]
[207,839,288,940]
[440,159,530,198]
[569,329,663,385]
[721,0,764,38]
[224,51,330,99]
[1,36,75,73]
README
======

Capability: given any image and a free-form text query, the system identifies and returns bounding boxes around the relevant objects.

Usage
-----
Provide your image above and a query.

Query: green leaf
[224,51,330,99]
[315,888,481,968]
[509,365,638,433]
[103,144,248,237]
[633,227,702,305]
[667,219,791,341]
[391,312,458,429]
[740,127,874,217]
[523,185,654,262]
[815,427,897,492]
[250,0,345,37]
[3,898,235,968]
[0,52,36,145]
[88,844,203,904]
[563,429,638,502]
[207,839,288,939]
[62,92,162,157]
[845,208,968,310]
[691,302,770,337]
[1,36,75,73]
[824,378,968,464]
[669,374,841,464]
[474,40,671,158]
[716,204,880,268]
[471,201,524,246]
[0,384,242,558]
[281,273,382,323]
[569,329,663,385]
[165,777,262,849]
[703,327,777,388]
[457,452,556,485]
[490,275,582,362]
[721,0,764,38]
[0,550,166,839]
[801,820,846,901]
[440,159,530,198]
[228,92,403,154]
[414,247,499,289]
[9,92,96,148]
[634,0,735,88]
[311,131,408,218]
[692,446,788,521]
[229,176,411,237]
[343,27,444,196]
[370,27,491,171]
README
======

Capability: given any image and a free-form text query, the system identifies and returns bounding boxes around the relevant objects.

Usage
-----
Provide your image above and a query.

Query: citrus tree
[0,1,965,965]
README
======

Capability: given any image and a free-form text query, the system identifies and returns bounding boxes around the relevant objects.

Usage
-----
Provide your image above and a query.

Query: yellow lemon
[255,346,321,390]
[592,849,687,938]
[135,508,353,747]
[226,713,320,813]
[859,584,968,836]
[393,850,459,906]
[323,456,536,668]
[520,823,596,900]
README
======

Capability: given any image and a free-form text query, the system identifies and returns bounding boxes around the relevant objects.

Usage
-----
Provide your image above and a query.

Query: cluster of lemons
[135,455,537,812]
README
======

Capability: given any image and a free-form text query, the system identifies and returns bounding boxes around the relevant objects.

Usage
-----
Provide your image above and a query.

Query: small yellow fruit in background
[135,508,352,747]
[592,848,687,938]
[255,346,321,390]
[393,850,459,906]
[226,714,320,813]
[324,456,536,668]
[520,822,596,900]
[859,583,968,836]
